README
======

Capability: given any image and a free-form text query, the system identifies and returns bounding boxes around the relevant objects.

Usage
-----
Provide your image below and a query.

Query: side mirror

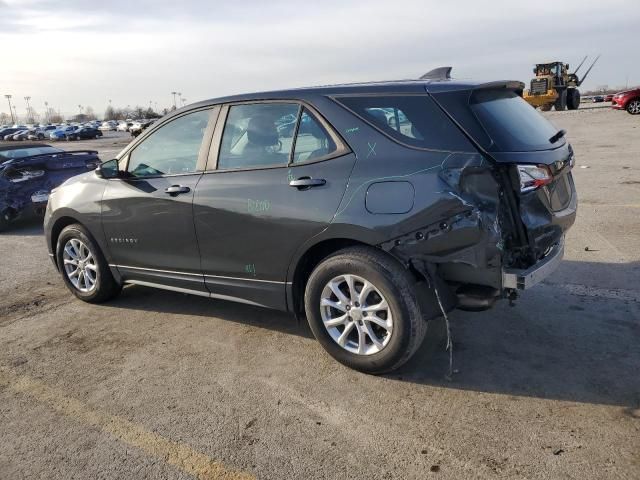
[95,159,121,179]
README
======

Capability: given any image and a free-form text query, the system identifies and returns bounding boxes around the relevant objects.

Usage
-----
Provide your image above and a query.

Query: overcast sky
[1,0,639,119]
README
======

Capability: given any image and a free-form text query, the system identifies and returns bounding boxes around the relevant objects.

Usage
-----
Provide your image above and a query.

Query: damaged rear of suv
[44,77,576,374]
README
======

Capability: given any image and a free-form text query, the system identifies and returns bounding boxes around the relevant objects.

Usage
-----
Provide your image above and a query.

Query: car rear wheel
[627,100,640,115]
[304,246,427,374]
[56,224,121,303]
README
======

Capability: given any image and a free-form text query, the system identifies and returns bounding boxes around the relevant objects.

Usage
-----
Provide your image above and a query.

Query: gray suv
[44,78,576,373]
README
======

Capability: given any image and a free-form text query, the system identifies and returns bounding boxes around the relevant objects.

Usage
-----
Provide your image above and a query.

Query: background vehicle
[592,95,604,103]
[604,94,614,102]
[49,126,80,140]
[99,121,118,131]
[27,125,58,140]
[66,127,103,141]
[611,88,640,114]
[44,77,576,374]
[116,122,133,132]
[0,143,100,231]
[0,128,26,140]
[523,56,599,111]
[6,129,30,141]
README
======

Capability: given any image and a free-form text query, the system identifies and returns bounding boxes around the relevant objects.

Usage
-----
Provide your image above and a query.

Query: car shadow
[398,259,640,409]
[111,283,314,340]
[106,259,639,408]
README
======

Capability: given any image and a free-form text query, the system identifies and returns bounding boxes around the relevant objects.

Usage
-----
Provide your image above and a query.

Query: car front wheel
[304,246,427,374]
[627,99,640,115]
[56,224,121,303]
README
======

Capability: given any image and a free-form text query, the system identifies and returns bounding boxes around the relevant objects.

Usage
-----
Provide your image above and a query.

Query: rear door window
[335,95,474,152]
[218,103,300,170]
[292,108,337,163]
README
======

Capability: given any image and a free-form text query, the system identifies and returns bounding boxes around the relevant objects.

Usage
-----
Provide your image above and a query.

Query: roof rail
[420,66,452,80]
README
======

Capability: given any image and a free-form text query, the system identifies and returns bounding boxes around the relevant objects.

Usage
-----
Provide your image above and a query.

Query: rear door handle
[165,185,191,195]
[289,177,326,189]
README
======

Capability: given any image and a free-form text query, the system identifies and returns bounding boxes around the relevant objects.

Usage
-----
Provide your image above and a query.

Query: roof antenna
[420,66,452,80]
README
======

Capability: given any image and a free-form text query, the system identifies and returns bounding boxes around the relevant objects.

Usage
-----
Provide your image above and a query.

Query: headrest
[247,115,278,147]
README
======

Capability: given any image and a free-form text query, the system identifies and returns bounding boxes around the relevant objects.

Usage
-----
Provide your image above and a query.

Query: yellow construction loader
[523,56,599,111]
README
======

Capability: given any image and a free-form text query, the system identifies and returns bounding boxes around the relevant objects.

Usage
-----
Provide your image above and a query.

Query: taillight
[517,164,553,193]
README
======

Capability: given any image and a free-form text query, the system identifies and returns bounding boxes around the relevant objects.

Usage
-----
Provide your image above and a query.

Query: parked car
[604,94,614,102]
[129,120,156,138]
[117,122,133,132]
[611,88,640,115]
[592,95,604,103]
[0,128,26,140]
[12,129,36,141]
[6,130,30,141]
[0,143,100,231]
[65,127,103,141]
[44,78,577,374]
[99,121,118,131]
[27,125,58,140]
[49,126,80,140]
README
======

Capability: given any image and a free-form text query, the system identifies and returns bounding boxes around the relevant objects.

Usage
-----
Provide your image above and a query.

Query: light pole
[12,106,18,123]
[181,97,187,106]
[4,95,15,124]
[78,104,83,116]
[24,96,32,122]
[44,101,49,123]
[178,92,182,106]
[171,91,177,109]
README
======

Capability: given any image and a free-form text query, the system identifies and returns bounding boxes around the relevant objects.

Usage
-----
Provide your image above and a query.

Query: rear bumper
[502,237,564,290]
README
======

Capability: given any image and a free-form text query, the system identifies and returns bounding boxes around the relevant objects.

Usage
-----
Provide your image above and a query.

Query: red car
[611,88,640,114]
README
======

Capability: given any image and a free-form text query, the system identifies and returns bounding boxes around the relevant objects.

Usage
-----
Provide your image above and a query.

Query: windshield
[469,90,561,152]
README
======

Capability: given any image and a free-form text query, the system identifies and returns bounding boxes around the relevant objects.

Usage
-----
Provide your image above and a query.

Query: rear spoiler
[473,80,526,92]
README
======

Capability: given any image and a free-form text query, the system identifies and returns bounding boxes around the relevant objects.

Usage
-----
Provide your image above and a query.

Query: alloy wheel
[628,100,640,114]
[63,238,98,293]
[320,274,393,355]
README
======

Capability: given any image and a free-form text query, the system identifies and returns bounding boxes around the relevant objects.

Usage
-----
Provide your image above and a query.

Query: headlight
[517,164,553,193]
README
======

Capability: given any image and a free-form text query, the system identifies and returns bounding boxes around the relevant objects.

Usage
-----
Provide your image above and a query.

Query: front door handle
[289,177,326,189]
[165,185,191,196]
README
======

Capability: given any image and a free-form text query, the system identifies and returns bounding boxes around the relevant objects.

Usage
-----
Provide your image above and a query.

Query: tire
[539,104,553,112]
[627,99,640,115]
[554,89,567,111]
[304,246,427,374]
[567,89,581,110]
[0,210,11,233]
[56,224,121,303]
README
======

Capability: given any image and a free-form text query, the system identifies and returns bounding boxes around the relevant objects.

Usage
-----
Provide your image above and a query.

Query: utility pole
[4,95,15,124]
[171,91,177,109]
[24,96,32,122]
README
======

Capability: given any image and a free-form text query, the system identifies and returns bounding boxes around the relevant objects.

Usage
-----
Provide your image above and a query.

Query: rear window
[335,95,474,152]
[434,89,562,152]
[470,90,560,152]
